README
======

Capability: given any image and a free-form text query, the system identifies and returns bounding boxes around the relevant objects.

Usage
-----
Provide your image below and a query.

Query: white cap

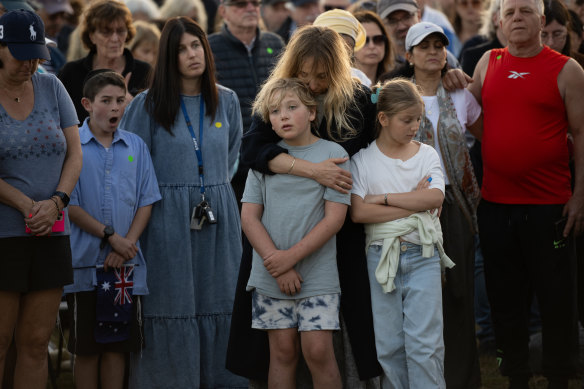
[405,22,449,52]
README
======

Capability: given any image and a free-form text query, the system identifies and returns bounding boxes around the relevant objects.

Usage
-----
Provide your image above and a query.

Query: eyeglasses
[323,4,346,11]
[386,12,416,26]
[224,0,261,7]
[358,1,377,11]
[457,0,482,8]
[97,28,128,38]
[541,31,567,41]
[365,34,387,45]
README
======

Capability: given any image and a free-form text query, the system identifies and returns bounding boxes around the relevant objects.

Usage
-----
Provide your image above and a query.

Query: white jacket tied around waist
[364,212,455,293]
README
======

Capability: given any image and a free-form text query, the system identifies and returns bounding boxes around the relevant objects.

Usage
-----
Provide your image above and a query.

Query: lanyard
[180,96,206,196]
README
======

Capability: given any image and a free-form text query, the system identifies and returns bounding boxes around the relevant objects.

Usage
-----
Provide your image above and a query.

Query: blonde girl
[351,79,452,389]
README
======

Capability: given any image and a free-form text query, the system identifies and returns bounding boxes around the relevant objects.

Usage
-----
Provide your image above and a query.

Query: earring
[409,62,414,66]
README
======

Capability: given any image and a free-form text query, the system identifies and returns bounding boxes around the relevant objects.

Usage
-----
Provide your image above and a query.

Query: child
[242,78,350,388]
[350,79,454,389]
[64,70,161,389]
[129,20,160,68]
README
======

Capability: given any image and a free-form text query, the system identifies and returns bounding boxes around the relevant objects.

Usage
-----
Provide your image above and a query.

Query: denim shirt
[64,119,161,295]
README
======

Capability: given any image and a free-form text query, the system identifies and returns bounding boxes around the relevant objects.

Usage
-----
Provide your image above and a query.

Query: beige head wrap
[313,9,367,51]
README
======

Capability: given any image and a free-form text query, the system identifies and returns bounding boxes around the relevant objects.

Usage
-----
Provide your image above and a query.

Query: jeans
[366,243,446,389]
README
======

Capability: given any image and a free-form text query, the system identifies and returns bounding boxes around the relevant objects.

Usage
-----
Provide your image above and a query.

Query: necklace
[426,97,438,116]
[1,81,27,103]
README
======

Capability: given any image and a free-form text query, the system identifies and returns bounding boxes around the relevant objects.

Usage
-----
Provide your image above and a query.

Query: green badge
[267,47,273,54]
[128,155,134,162]
[497,55,502,60]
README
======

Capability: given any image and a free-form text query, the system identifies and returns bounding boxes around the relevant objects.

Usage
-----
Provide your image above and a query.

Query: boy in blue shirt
[64,70,161,389]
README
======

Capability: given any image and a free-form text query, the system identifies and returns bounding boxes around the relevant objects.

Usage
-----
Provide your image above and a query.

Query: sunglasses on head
[366,34,387,45]
[225,0,261,7]
[323,4,346,11]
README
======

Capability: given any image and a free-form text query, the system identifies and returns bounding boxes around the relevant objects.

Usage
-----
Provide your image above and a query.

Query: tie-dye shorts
[251,291,340,331]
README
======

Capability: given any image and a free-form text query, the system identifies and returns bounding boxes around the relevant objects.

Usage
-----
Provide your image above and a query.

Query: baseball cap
[1,0,34,12]
[36,0,73,15]
[0,10,51,60]
[291,0,319,7]
[313,9,366,51]
[405,21,449,52]
[377,0,418,21]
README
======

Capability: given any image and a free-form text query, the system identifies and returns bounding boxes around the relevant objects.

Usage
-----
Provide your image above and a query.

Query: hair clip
[371,87,381,104]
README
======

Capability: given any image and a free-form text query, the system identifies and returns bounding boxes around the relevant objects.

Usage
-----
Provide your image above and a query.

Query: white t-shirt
[351,141,445,244]
[422,88,481,184]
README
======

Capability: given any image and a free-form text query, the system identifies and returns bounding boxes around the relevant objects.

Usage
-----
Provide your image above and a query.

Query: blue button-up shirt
[64,119,161,295]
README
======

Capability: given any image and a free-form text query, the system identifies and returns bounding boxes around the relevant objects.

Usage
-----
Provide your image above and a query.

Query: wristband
[52,191,70,208]
[49,197,60,213]
[384,193,389,206]
[287,157,296,174]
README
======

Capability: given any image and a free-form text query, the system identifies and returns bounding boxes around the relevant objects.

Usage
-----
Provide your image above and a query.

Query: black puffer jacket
[208,25,285,134]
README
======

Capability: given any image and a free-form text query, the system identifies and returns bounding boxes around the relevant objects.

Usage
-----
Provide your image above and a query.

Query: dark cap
[0,0,34,12]
[291,0,319,7]
[0,10,51,60]
[377,0,418,20]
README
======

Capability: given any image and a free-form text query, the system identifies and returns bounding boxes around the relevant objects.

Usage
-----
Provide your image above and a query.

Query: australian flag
[95,265,134,344]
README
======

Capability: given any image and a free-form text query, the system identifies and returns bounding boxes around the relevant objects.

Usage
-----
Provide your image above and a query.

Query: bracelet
[287,157,296,174]
[384,193,389,206]
[49,197,61,213]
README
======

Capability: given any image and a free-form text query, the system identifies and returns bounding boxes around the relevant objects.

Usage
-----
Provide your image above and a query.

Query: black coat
[226,83,383,380]
[58,49,151,123]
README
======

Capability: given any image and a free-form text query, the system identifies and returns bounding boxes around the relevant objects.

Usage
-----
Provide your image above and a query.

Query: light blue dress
[120,86,246,388]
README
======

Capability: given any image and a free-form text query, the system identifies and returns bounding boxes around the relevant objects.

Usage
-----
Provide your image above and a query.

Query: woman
[119,17,246,388]
[453,0,484,57]
[543,0,584,67]
[58,0,151,123]
[159,0,208,33]
[353,10,395,85]
[395,22,482,389]
[0,10,82,388]
[226,25,382,387]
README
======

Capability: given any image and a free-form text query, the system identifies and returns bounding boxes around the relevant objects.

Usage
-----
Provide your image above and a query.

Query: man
[36,0,72,40]
[377,0,460,66]
[468,0,584,387]
[288,0,321,34]
[36,0,72,73]
[260,0,292,42]
[321,0,351,11]
[418,0,462,56]
[209,0,284,201]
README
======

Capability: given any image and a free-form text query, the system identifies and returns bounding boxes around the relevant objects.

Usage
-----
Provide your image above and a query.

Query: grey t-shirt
[0,73,78,238]
[244,139,351,299]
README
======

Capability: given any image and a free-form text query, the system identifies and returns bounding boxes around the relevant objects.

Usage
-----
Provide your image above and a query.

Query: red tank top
[481,46,571,204]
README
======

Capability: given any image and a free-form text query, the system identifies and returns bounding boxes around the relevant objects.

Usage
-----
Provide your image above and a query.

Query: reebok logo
[508,71,530,79]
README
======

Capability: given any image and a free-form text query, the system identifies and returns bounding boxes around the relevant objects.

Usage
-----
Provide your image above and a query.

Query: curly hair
[80,0,136,52]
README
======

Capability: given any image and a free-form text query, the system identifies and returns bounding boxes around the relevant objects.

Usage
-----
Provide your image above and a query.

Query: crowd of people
[0,0,583,387]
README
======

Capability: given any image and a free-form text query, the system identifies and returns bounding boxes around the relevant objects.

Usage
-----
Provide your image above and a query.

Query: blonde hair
[129,20,161,52]
[66,26,89,61]
[253,78,317,128]
[268,25,360,141]
[160,0,208,32]
[373,78,423,137]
